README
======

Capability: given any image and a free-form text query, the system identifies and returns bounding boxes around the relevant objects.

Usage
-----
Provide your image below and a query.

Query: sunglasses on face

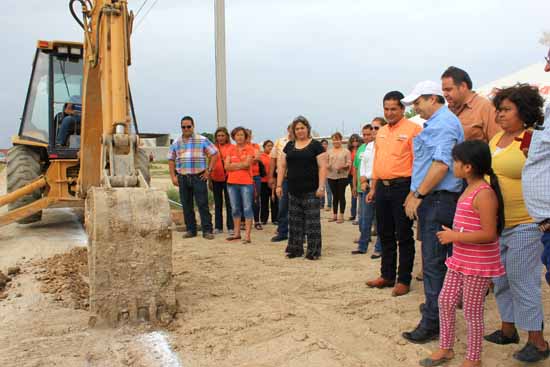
[181,125,193,129]
[373,126,380,130]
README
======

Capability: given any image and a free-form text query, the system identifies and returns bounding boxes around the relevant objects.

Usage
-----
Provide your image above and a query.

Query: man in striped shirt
[168,116,218,239]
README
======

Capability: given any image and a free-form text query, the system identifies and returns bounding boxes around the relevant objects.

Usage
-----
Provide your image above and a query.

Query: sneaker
[271,235,288,242]
[228,229,235,236]
[351,250,366,255]
[352,220,359,225]
[513,342,549,363]
[203,232,215,240]
[402,324,439,344]
[182,232,197,239]
[213,229,223,235]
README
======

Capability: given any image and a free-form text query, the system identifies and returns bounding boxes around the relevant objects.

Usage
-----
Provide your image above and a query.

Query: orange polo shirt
[210,143,234,182]
[451,93,500,142]
[226,145,255,185]
[372,118,422,180]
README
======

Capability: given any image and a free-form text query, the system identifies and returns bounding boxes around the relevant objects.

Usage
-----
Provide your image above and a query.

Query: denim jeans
[276,179,289,237]
[321,179,332,208]
[417,191,458,331]
[349,175,357,218]
[212,180,233,231]
[227,184,254,219]
[358,191,382,253]
[177,173,213,234]
[56,114,81,145]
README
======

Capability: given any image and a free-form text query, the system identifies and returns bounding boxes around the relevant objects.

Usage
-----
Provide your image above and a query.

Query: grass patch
[166,185,214,208]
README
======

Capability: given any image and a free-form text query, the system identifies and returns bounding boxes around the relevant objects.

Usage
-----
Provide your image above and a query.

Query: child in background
[420,140,505,367]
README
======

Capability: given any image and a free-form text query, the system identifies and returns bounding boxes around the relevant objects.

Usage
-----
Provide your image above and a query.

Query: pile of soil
[34,247,89,310]
[0,266,20,300]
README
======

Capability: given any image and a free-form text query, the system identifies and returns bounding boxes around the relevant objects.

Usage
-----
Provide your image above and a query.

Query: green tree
[201,132,215,143]
[405,109,417,119]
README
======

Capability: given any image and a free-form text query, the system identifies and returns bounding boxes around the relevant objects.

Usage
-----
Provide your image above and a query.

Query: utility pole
[214,0,228,127]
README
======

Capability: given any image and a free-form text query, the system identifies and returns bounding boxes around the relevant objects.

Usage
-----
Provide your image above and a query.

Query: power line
[135,0,149,17]
[135,0,160,30]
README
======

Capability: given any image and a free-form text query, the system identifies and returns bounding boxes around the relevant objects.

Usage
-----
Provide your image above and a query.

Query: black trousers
[328,178,348,215]
[260,182,278,224]
[286,192,322,257]
[375,179,415,285]
[212,180,234,231]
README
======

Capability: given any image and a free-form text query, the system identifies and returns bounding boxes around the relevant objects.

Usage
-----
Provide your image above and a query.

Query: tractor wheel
[6,145,43,224]
[135,148,151,185]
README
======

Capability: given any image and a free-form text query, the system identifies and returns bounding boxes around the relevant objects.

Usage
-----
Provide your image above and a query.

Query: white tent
[477,63,550,106]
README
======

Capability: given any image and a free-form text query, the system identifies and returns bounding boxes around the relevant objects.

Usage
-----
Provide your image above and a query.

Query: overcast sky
[1,0,549,148]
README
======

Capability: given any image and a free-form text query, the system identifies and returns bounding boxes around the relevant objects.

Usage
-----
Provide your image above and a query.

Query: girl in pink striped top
[420,140,505,367]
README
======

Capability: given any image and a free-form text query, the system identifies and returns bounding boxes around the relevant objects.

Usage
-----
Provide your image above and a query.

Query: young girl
[420,140,505,367]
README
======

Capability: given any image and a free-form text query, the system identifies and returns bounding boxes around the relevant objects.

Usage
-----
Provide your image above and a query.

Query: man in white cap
[401,81,465,344]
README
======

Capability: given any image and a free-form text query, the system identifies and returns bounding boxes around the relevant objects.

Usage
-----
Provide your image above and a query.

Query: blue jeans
[358,191,382,253]
[276,179,289,237]
[178,174,213,234]
[227,184,254,219]
[56,114,81,145]
[321,179,332,208]
[349,175,357,218]
[417,191,458,331]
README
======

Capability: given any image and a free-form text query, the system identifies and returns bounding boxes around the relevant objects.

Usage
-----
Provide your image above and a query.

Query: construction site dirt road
[1,170,549,367]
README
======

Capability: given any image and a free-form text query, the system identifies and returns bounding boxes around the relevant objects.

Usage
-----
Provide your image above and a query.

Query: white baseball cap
[401,80,443,106]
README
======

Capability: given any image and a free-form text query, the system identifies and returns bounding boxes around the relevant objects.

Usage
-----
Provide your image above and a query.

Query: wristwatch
[413,190,426,199]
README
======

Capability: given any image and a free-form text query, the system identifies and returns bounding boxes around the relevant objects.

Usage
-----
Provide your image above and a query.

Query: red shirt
[210,143,234,182]
[249,143,261,177]
[260,153,271,183]
[226,145,255,185]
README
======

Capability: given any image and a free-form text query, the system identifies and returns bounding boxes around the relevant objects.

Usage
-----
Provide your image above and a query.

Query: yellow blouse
[489,131,533,228]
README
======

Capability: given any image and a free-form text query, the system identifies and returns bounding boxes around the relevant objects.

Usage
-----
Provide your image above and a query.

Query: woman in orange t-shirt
[209,127,235,235]
[260,140,278,225]
[225,127,255,243]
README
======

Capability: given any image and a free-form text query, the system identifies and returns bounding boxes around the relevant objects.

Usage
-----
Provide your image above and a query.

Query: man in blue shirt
[400,81,465,344]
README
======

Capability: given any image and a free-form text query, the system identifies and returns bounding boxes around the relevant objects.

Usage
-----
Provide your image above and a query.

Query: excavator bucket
[85,187,176,326]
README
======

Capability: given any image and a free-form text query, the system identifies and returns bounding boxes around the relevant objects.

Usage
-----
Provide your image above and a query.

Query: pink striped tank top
[446,183,505,278]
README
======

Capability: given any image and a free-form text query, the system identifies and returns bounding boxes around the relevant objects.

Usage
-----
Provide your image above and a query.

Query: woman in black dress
[276,116,327,260]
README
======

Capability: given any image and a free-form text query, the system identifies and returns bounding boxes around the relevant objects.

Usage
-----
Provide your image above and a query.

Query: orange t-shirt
[226,145,255,185]
[372,118,422,180]
[210,143,234,182]
[249,143,261,177]
[260,152,271,183]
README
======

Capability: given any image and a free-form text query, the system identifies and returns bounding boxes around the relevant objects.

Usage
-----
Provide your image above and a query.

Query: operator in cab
[56,95,82,146]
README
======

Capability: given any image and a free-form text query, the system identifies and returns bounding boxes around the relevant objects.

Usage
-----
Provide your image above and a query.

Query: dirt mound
[34,247,89,310]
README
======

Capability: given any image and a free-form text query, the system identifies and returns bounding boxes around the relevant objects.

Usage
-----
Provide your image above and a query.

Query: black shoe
[286,253,303,259]
[183,232,197,238]
[402,325,439,344]
[351,250,366,255]
[513,342,550,363]
[203,232,214,240]
[271,235,288,242]
[305,254,320,260]
[484,329,520,345]
[370,251,382,259]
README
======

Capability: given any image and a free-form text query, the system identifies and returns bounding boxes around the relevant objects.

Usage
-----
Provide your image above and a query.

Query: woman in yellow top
[485,84,549,363]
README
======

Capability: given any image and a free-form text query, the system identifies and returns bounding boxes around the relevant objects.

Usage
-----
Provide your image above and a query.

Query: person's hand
[436,225,456,245]
[171,175,179,187]
[275,186,283,199]
[360,182,368,192]
[315,187,325,198]
[404,195,421,220]
[366,190,375,203]
[200,170,210,181]
[352,188,357,198]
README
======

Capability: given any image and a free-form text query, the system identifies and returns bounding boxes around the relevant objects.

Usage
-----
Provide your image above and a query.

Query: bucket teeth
[86,187,176,327]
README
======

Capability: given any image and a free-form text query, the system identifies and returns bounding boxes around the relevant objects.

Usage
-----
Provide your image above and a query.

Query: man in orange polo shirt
[366,91,422,297]
[441,66,500,142]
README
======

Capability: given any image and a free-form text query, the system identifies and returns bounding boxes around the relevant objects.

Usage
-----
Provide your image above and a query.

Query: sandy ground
[1,170,549,367]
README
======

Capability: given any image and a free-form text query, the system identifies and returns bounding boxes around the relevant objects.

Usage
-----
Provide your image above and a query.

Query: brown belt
[379,177,411,187]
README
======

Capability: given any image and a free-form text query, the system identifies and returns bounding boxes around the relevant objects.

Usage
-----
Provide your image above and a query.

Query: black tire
[135,148,151,185]
[6,145,43,224]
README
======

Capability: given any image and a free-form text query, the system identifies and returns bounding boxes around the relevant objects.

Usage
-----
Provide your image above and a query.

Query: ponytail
[488,170,505,235]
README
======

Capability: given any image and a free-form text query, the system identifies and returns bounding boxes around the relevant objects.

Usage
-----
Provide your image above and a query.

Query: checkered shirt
[168,134,218,175]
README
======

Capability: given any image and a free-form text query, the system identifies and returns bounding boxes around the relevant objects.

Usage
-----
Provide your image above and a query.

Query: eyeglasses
[181,125,193,129]
[373,126,380,130]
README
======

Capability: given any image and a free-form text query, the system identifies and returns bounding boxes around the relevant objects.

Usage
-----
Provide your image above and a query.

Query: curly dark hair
[291,116,312,137]
[492,84,545,127]
[230,126,249,140]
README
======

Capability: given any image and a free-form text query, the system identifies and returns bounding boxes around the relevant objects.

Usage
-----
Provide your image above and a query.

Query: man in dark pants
[168,116,218,239]
[366,91,422,297]
[401,81,464,343]
[269,124,293,242]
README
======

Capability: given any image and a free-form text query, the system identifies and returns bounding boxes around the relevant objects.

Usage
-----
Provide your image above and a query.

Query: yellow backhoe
[0,0,176,326]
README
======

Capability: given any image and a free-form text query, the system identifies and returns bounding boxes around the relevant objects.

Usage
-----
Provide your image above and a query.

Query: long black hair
[452,140,505,235]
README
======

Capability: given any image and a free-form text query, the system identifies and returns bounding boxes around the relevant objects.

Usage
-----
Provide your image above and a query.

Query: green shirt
[353,143,367,193]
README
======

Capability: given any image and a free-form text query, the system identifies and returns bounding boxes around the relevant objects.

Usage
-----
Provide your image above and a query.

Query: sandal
[242,239,251,244]
[336,219,344,224]
[254,223,263,230]
[226,235,242,241]
[419,356,453,366]
[328,218,337,222]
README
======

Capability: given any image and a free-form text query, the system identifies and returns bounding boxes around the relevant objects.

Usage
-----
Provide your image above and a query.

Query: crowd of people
[167,53,550,366]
